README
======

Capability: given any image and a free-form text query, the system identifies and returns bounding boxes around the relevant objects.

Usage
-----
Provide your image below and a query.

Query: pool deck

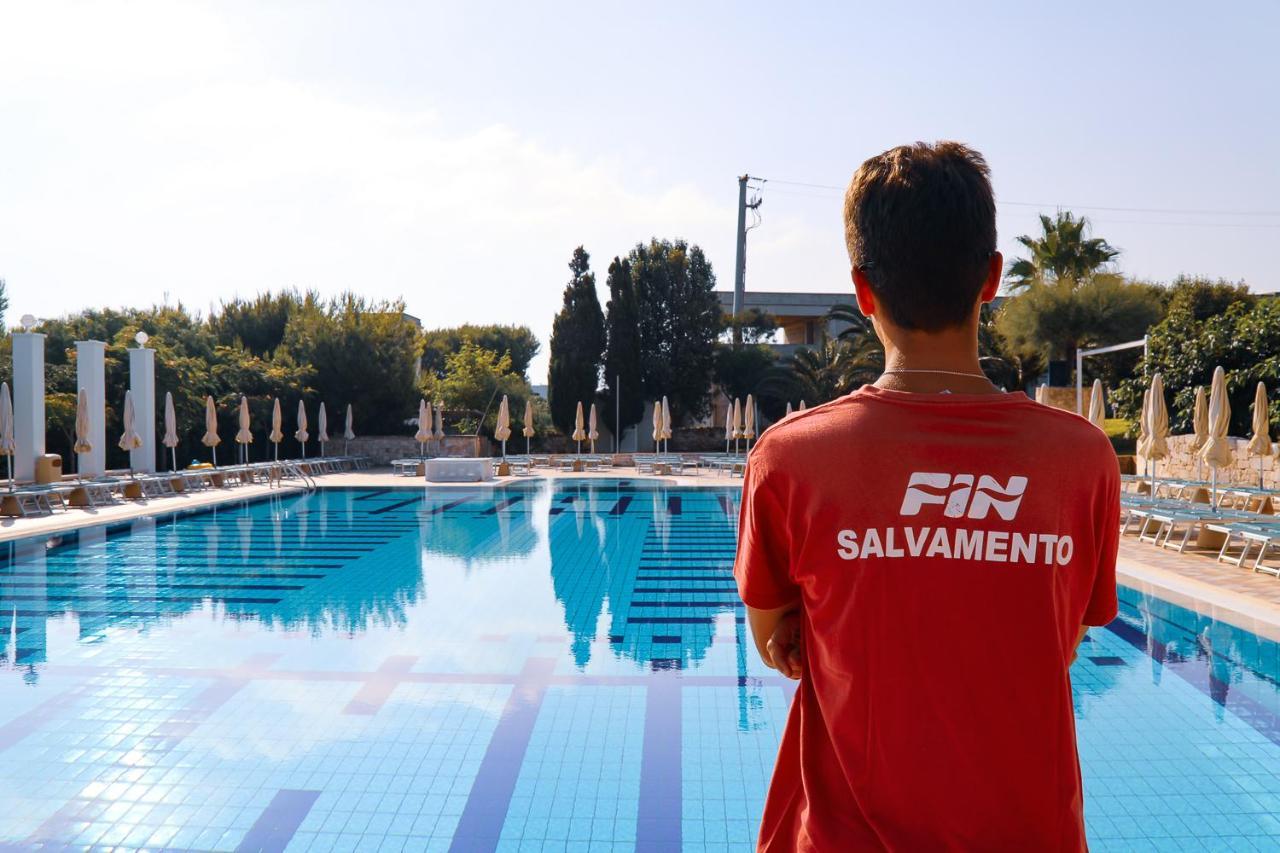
[5,467,1280,639]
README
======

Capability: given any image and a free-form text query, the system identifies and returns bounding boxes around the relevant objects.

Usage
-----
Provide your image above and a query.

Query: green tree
[632,238,721,423]
[0,278,8,332]
[1005,211,1120,290]
[210,291,299,357]
[995,274,1163,378]
[422,339,532,434]
[420,324,540,380]
[1114,280,1273,436]
[547,247,605,434]
[601,256,644,437]
[782,336,882,405]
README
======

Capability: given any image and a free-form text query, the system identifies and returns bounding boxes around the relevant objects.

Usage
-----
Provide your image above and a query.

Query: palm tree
[783,334,883,405]
[1005,211,1119,291]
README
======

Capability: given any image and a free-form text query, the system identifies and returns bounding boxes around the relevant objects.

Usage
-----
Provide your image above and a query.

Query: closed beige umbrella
[732,397,743,455]
[344,403,355,455]
[587,402,599,454]
[660,396,672,453]
[414,399,431,457]
[785,401,793,418]
[202,395,220,466]
[0,382,14,489]
[744,393,757,451]
[495,395,512,458]
[74,388,93,456]
[1247,382,1273,488]
[1200,366,1232,505]
[1191,385,1209,482]
[572,401,586,454]
[317,402,329,457]
[1143,374,1169,495]
[269,398,284,461]
[295,400,309,459]
[119,390,142,476]
[651,401,662,451]
[235,396,253,465]
[724,405,733,454]
[1135,389,1151,478]
[522,399,535,455]
[434,401,445,448]
[1087,379,1106,430]
[162,391,179,471]
[799,399,807,411]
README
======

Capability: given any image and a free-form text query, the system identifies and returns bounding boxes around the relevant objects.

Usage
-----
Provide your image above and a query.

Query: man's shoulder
[1013,399,1117,456]
[749,395,866,468]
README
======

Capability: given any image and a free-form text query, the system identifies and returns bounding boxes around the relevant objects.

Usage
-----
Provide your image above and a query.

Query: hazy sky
[2,2,1277,381]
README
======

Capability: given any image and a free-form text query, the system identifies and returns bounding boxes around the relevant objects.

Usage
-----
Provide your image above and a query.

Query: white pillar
[11,333,46,482]
[75,340,107,477]
[129,347,156,473]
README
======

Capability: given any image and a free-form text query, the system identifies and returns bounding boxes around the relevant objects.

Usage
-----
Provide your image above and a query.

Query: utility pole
[731,174,762,346]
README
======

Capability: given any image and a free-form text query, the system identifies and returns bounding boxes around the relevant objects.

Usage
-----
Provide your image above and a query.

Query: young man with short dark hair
[735,141,1119,851]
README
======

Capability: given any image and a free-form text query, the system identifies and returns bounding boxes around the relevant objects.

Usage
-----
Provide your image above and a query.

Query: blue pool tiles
[0,481,1278,850]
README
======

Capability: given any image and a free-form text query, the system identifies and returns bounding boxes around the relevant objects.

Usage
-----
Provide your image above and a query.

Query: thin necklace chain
[880,368,989,380]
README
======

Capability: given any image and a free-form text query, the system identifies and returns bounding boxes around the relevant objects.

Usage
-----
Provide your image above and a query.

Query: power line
[762,177,1280,217]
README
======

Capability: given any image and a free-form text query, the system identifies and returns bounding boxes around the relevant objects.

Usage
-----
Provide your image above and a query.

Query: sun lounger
[1205,520,1280,575]
[391,459,423,477]
[0,487,59,517]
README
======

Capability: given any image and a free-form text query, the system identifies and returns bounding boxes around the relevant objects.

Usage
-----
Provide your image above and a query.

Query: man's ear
[852,267,877,316]
[979,251,1003,303]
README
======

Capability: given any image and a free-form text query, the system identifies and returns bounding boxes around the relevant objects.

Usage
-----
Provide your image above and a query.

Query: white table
[424,458,494,483]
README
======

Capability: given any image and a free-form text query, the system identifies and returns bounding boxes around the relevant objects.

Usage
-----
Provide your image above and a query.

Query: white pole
[1075,350,1083,415]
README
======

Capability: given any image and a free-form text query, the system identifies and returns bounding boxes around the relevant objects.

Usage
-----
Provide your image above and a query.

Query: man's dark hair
[843,141,997,331]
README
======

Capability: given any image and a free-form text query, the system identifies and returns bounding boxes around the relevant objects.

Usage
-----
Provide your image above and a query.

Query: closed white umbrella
[414,399,431,457]
[344,403,355,454]
[1087,379,1106,430]
[660,396,672,453]
[785,401,793,418]
[572,401,586,455]
[317,402,329,457]
[1201,366,1232,506]
[651,401,662,451]
[202,395,220,466]
[434,402,445,451]
[235,396,253,464]
[744,393,757,452]
[588,402,599,454]
[724,405,733,454]
[0,382,14,489]
[1191,386,1209,482]
[162,391,179,471]
[295,400,309,459]
[522,399,535,455]
[1247,382,1273,488]
[799,399,807,411]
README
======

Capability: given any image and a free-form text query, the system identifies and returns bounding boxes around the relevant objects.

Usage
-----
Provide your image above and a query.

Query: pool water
[0,481,1277,851]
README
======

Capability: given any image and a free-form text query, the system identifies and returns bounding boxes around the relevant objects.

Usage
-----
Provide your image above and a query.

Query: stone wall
[1139,433,1278,489]
[345,435,493,465]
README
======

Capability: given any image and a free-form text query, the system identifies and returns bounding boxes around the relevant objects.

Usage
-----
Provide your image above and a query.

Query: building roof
[715,290,852,318]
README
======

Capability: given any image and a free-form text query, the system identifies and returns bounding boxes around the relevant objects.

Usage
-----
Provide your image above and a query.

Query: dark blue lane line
[628,617,714,625]
[637,674,682,850]
[481,495,525,516]
[234,789,322,853]
[0,594,282,605]
[353,489,393,501]
[449,657,556,853]
[4,582,306,592]
[630,601,743,608]
[1105,618,1280,748]
[637,576,734,582]
[0,571,328,580]
[370,495,425,515]
[632,587,739,594]
[609,496,633,516]
[666,496,682,516]
[426,496,475,515]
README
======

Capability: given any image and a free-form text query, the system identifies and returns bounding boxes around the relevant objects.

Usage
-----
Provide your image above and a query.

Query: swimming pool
[1,480,1277,851]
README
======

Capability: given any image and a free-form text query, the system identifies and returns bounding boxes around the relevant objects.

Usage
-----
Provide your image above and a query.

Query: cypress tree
[601,256,644,440]
[547,247,605,435]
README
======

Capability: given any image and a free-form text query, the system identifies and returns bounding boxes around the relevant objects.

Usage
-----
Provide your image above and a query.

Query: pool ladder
[273,461,318,491]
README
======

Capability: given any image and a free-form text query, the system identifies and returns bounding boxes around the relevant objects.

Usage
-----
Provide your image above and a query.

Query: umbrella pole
[1211,470,1218,508]
[212,446,217,468]
[171,448,176,472]
[1262,457,1266,490]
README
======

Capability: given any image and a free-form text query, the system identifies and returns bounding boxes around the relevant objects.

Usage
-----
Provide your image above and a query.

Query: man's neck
[872,323,1000,395]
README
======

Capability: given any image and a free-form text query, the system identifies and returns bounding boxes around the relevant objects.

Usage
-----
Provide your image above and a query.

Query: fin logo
[899,473,1029,520]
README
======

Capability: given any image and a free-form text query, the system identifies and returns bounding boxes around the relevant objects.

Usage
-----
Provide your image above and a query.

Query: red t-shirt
[734,386,1120,852]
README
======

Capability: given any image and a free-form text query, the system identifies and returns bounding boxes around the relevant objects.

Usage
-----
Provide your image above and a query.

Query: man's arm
[747,602,803,679]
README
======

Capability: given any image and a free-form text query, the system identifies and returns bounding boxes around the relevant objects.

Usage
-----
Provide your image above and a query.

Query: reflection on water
[0,481,750,683]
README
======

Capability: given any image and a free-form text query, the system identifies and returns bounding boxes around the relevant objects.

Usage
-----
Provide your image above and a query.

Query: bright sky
[2,2,1277,381]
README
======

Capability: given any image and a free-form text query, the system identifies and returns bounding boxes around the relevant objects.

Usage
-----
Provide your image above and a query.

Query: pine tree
[601,257,644,439]
[547,247,605,435]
